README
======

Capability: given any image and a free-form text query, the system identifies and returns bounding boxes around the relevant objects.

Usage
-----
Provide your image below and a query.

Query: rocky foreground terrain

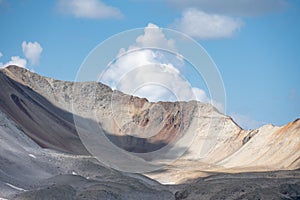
[0,65,299,199]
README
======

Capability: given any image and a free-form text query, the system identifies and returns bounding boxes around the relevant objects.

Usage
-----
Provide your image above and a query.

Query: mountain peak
[1,65,31,75]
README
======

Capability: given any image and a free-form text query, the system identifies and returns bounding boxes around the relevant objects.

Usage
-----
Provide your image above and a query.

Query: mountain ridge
[0,65,299,199]
[2,66,300,172]
[0,65,299,181]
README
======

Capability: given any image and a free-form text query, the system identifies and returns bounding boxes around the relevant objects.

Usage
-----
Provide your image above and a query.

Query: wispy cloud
[166,0,289,16]
[56,0,123,19]
[171,8,243,39]
[22,41,43,66]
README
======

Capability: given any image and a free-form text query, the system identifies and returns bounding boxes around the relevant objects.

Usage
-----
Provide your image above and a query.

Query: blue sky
[0,0,299,129]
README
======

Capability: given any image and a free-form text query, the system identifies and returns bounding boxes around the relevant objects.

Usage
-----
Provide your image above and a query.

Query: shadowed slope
[0,69,88,155]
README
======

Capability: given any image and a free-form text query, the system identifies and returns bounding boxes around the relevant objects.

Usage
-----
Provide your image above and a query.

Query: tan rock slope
[0,65,299,185]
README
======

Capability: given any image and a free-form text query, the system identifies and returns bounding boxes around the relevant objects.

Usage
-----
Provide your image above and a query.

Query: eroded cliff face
[0,65,299,185]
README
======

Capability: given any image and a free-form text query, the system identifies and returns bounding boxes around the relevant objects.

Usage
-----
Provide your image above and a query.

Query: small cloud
[2,56,27,69]
[56,0,123,19]
[133,23,177,51]
[171,8,243,39]
[22,41,43,66]
[1,41,42,69]
[231,113,264,130]
[166,0,289,17]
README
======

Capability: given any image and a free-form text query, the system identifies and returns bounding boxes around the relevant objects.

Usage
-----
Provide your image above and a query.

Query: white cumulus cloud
[134,23,177,51]
[100,23,213,105]
[22,41,43,66]
[1,56,27,69]
[172,8,243,39]
[57,0,123,19]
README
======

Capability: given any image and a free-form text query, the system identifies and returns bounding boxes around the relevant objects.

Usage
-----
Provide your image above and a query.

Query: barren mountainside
[0,65,299,199]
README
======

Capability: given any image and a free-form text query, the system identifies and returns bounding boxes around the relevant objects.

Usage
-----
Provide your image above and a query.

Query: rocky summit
[0,65,299,199]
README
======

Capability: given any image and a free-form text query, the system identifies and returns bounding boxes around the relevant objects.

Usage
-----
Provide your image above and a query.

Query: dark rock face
[242,129,258,144]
